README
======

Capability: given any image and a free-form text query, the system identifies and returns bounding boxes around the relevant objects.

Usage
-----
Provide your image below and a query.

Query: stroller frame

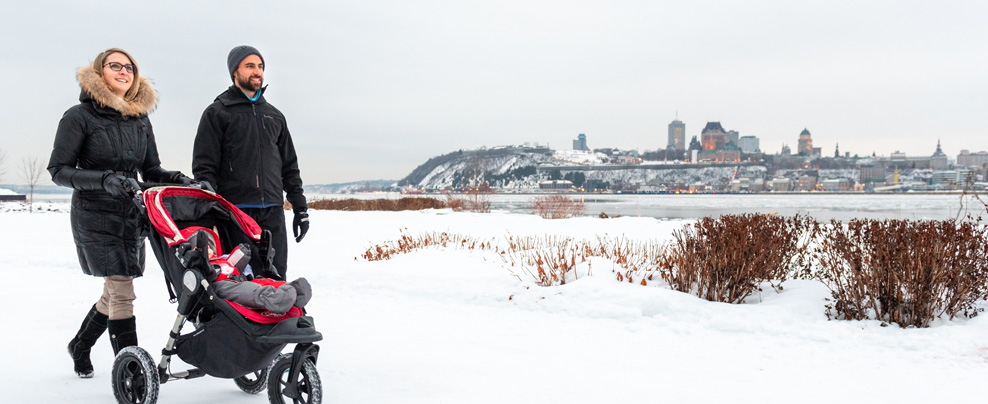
[110,185,323,404]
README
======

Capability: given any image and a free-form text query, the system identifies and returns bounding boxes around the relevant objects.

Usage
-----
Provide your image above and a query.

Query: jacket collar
[217,84,268,106]
[77,66,156,117]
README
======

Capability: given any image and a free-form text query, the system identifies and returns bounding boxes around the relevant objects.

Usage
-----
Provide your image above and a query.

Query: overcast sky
[2,1,986,185]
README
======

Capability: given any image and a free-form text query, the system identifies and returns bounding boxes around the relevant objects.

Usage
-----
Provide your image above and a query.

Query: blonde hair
[91,48,141,100]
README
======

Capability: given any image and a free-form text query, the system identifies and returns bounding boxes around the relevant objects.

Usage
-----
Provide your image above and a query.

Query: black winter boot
[67,304,108,378]
[108,316,138,355]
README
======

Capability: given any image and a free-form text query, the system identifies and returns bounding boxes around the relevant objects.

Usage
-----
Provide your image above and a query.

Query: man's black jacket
[192,85,306,210]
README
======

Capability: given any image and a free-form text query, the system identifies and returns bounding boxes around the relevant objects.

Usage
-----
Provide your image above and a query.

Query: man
[193,45,309,279]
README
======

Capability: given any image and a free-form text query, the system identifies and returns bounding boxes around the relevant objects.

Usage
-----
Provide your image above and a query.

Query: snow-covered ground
[1,203,987,403]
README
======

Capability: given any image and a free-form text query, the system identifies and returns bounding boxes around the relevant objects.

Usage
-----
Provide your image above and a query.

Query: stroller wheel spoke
[267,354,322,404]
[112,347,159,404]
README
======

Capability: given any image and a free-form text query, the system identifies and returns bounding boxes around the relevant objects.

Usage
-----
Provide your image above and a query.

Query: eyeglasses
[103,62,135,74]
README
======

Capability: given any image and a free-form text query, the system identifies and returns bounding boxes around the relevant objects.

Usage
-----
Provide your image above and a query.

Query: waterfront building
[750,178,765,192]
[931,170,974,189]
[822,178,853,192]
[539,180,575,191]
[859,166,886,184]
[796,175,818,191]
[771,177,793,192]
[668,119,685,151]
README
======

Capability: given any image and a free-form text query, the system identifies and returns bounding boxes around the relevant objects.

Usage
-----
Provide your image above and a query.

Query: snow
[2,204,987,403]
[551,149,608,165]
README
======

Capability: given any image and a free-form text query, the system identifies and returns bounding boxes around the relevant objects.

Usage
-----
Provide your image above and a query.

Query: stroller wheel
[234,368,269,394]
[111,346,160,404]
[267,353,322,404]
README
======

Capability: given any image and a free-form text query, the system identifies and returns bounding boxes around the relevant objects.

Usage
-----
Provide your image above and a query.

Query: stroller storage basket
[176,307,285,379]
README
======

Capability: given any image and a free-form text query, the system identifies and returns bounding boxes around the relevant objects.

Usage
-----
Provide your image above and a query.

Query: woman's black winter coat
[48,66,184,278]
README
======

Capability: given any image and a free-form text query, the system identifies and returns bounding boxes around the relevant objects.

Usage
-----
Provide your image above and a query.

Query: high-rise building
[797,128,813,156]
[572,133,589,151]
[726,130,739,146]
[738,136,760,154]
[668,120,685,151]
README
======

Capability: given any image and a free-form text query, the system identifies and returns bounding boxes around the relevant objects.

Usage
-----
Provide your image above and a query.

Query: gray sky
[2,1,986,185]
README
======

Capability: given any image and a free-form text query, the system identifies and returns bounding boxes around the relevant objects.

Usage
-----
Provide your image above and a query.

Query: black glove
[103,174,141,198]
[196,180,215,193]
[170,172,194,186]
[293,209,310,242]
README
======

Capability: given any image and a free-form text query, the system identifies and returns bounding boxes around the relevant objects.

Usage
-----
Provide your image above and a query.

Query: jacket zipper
[252,103,264,204]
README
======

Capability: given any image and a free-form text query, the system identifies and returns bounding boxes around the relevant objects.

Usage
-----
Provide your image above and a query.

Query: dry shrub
[361,231,668,287]
[360,230,491,261]
[531,195,585,219]
[665,214,815,303]
[308,197,445,211]
[812,219,988,328]
[445,192,491,213]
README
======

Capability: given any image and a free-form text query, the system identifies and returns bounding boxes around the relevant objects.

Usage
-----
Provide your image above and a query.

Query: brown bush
[812,219,988,328]
[445,192,491,213]
[531,195,585,219]
[360,231,667,287]
[664,214,815,303]
[308,197,446,211]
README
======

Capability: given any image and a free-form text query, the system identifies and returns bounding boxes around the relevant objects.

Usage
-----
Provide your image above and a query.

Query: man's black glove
[103,174,141,198]
[293,209,310,242]
[170,172,194,186]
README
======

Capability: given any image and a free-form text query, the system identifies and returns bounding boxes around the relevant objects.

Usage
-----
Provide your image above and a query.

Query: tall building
[701,122,727,150]
[797,128,813,156]
[931,139,948,170]
[738,136,760,154]
[726,130,739,146]
[667,119,685,151]
[572,133,589,151]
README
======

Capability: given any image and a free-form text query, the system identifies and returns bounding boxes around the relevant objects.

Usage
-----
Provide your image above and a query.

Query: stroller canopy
[144,186,262,247]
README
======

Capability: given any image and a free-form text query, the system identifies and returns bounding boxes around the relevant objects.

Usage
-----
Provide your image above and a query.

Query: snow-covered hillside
[397,146,885,191]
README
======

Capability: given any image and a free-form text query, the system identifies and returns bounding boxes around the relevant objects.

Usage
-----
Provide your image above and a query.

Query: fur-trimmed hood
[77,66,156,117]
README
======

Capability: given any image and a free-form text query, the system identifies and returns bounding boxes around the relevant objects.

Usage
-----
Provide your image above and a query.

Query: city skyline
[1,1,986,184]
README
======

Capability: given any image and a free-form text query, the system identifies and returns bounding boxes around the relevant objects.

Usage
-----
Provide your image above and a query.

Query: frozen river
[27,190,988,221]
[311,192,988,221]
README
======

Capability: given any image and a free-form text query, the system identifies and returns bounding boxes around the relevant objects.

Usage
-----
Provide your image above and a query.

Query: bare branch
[19,156,45,213]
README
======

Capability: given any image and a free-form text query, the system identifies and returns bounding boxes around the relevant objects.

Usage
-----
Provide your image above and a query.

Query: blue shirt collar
[240,88,263,103]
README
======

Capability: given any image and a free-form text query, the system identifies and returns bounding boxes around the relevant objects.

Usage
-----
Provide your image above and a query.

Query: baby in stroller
[182,226,311,315]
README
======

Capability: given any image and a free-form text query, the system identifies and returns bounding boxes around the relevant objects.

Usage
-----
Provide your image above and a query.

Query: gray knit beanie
[227,45,264,81]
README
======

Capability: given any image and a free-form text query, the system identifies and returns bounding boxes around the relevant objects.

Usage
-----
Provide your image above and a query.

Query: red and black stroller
[110,186,322,404]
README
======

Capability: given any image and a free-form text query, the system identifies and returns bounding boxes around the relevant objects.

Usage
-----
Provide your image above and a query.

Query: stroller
[110,185,323,404]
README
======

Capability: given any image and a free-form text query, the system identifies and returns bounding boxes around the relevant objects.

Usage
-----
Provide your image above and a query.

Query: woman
[48,48,193,378]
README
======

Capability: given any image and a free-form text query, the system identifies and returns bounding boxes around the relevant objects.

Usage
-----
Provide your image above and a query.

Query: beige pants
[94,275,136,320]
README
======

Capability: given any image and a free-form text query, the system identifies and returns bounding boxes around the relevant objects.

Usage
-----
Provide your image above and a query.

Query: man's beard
[237,74,263,92]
